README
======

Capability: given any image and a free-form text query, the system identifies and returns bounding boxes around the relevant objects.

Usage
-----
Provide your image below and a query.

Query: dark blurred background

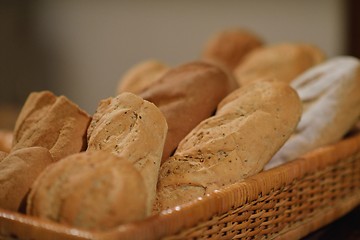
[0,0,359,129]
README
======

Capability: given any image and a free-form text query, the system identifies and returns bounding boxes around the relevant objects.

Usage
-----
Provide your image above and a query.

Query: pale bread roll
[117,60,169,95]
[0,147,53,211]
[140,61,238,163]
[12,91,91,161]
[154,80,302,212]
[266,56,360,169]
[27,151,147,231]
[87,92,167,214]
[202,28,263,71]
[234,43,325,86]
[0,130,13,153]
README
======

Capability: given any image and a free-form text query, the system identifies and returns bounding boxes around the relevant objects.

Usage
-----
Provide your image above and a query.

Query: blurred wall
[0,0,347,118]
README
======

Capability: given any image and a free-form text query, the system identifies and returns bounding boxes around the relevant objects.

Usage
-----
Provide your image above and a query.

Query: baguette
[266,56,360,169]
[140,61,238,163]
[234,43,325,86]
[154,80,302,211]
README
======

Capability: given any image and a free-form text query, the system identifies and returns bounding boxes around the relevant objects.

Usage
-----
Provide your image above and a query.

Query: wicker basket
[1,132,360,240]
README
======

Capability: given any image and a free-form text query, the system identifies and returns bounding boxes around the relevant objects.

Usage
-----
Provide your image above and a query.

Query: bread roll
[12,91,91,161]
[140,61,238,163]
[87,92,167,214]
[265,56,360,169]
[154,80,302,212]
[0,147,53,211]
[27,151,147,231]
[117,60,169,95]
[202,28,263,71]
[234,43,325,86]
[0,130,13,153]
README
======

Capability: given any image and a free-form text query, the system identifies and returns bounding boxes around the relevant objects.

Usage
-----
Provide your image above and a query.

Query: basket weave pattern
[0,133,359,240]
[165,152,360,239]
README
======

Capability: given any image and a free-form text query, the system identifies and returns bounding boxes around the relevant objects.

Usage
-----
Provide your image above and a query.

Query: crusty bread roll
[154,80,302,212]
[87,92,167,214]
[0,147,53,212]
[0,130,13,153]
[265,56,360,169]
[27,151,147,231]
[202,28,263,71]
[117,59,169,95]
[140,61,238,163]
[234,43,326,86]
[11,91,91,161]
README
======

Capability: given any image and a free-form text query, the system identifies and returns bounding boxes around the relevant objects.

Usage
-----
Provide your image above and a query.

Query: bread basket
[1,130,359,240]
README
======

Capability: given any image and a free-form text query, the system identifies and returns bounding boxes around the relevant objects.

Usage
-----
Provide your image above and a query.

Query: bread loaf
[87,92,167,214]
[154,80,302,212]
[265,56,360,169]
[117,59,169,95]
[12,91,91,161]
[234,43,325,86]
[140,61,238,163]
[27,151,147,231]
[0,147,53,212]
[202,28,263,71]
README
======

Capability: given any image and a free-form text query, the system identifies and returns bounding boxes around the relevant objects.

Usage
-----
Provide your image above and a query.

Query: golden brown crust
[117,60,169,95]
[202,28,263,71]
[87,92,168,214]
[0,130,13,153]
[234,43,326,86]
[140,61,238,163]
[12,91,91,161]
[0,147,53,212]
[154,81,302,212]
[26,151,147,231]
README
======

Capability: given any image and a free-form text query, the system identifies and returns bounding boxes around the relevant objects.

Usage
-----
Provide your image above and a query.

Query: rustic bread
[140,61,238,163]
[117,59,169,95]
[154,80,302,212]
[12,91,91,161]
[0,147,53,212]
[27,151,147,231]
[0,130,13,153]
[265,56,360,169]
[87,92,167,214]
[202,28,263,71]
[234,43,325,86]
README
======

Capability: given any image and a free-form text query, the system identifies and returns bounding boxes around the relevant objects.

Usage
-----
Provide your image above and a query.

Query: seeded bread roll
[202,28,263,71]
[0,147,53,212]
[27,151,147,231]
[154,80,302,212]
[0,130,13,153]
[12,91,91,161]
[140,61,238,163]
[234,43,325,86]
[266,56,360,169]
[87,92,167,214]
[117,60,169,95]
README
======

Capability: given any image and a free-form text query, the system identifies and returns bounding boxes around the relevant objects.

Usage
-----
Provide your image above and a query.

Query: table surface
[302,205,360,240]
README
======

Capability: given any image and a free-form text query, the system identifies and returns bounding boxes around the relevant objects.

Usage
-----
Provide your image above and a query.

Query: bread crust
[12,91,91,161]
[234,43,326,86]
[0,147,53,211]
[202,28,263,71]
[266,56,360,169]
[26,151,147,231]
[154,81,302,212]
[140,61,238,163]
[87,92,168,214]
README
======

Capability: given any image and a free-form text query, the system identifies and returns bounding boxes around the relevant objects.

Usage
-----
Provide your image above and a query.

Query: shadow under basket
[1,133,360,240]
